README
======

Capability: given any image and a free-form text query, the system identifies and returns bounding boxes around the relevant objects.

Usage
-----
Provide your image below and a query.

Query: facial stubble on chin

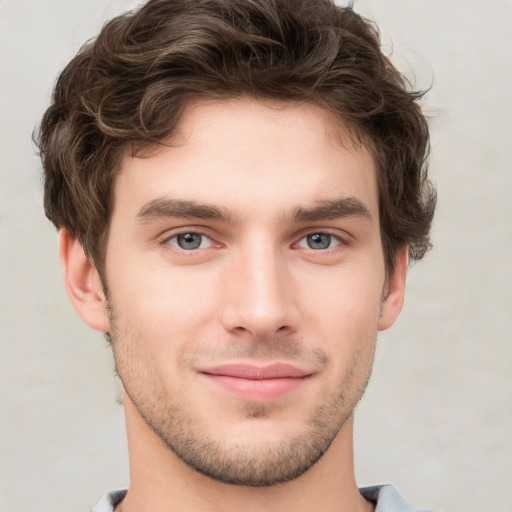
[104,298,377,487]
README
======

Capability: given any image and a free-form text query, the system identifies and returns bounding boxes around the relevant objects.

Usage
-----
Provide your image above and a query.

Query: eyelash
[161,229,348,253]
[163,230,216,251]
[294,231,345,251]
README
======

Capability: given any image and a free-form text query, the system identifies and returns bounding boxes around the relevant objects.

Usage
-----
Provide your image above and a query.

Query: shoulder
[359,484,436,512]
[89,489,127,512]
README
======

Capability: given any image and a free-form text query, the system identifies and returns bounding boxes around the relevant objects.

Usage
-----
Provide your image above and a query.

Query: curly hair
[37,0,436,275]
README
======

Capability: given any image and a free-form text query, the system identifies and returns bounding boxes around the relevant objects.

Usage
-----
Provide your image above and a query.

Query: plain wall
[1,1,511,511]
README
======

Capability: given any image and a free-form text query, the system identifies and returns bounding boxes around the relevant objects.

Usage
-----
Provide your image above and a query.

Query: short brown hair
[37,0,436,275]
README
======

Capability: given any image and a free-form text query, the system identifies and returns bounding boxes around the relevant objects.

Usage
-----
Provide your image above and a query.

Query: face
[99,99,403,486]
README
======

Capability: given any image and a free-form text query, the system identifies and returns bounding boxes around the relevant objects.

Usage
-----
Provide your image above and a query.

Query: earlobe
[59,229,110,333]
[378,246,408,331]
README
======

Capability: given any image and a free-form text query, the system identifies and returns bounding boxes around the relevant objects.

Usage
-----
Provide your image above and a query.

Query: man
[37,0,436,510]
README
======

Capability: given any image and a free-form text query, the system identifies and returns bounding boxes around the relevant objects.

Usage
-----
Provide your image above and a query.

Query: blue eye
[169,232,212,250]
[298,233,341,250]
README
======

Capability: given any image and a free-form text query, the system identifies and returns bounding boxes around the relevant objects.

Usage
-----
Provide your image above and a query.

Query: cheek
[107,265,223,393]
[109,258,219,328]
[302,269,384,331]
[299,270,382,376]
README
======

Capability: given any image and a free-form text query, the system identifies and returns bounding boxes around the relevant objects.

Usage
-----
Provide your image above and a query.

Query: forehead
[115,98,378,220]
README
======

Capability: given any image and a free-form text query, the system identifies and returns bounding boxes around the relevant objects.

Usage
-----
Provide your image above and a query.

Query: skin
[60,99,407,512]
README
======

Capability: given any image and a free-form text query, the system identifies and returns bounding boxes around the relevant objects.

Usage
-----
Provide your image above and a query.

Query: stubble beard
[106,300,376,487]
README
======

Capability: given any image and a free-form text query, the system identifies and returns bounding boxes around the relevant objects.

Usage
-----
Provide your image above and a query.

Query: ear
[59,229,110,333]
[378,246,408,331]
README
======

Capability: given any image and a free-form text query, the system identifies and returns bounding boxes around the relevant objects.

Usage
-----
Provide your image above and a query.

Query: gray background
[1,1,511,511]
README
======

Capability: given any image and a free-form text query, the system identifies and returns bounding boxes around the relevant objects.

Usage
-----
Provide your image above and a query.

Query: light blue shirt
[90,485,436,511]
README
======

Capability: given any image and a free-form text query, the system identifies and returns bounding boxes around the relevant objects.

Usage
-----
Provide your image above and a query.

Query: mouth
[199,363,313,402]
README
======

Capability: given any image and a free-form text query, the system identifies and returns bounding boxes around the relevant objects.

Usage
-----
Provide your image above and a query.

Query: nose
[220,242,299,340]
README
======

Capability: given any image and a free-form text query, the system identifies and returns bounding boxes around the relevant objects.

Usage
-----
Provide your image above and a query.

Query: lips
[199,363,312,401]
[202,363,310,379]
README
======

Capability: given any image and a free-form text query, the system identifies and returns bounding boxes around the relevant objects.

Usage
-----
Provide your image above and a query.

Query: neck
[117,394,374,512]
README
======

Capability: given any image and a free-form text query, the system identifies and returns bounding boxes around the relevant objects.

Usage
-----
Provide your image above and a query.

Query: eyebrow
[137,198,232,223]
[136,196,372,224]
[292,197,372,223]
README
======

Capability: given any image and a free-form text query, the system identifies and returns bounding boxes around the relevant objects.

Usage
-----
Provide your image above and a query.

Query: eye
[168,232,213,251]
[297,232,341,250]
